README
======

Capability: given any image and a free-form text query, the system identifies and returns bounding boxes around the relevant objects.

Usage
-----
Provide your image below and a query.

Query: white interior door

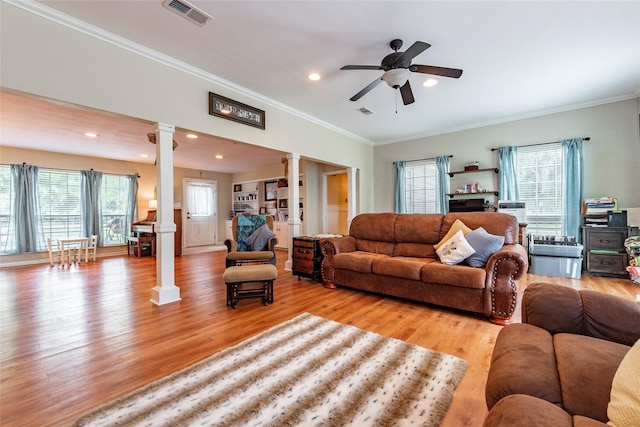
[184,179,217,248]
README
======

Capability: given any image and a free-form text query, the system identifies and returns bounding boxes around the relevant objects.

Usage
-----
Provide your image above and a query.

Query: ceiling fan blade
[350,76,384,101]
[410,65,463,78]
[397,41,431,64]
[399,81,415,105]
[341,65,385,71]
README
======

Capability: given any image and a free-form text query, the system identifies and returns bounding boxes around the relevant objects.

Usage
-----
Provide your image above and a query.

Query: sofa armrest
[522,282,640,346]
[485,244,529,325]
[320,236,356,287]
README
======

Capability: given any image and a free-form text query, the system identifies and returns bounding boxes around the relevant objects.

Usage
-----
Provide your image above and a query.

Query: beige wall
[374,98,640,212]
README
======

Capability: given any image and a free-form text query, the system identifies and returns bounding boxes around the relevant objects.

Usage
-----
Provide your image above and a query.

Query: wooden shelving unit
[448,167,498,177]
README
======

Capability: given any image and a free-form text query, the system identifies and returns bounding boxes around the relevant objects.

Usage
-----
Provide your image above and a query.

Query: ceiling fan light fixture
[382,68,410,88]
[423,78,439,87]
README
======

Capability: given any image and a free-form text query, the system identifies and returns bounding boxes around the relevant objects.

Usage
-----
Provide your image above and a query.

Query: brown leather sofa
[484,282,640,427]
[320,212,528,324]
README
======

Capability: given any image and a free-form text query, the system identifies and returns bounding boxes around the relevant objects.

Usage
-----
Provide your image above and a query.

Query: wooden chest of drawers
[581,226,629,277]
[292,237,323,282]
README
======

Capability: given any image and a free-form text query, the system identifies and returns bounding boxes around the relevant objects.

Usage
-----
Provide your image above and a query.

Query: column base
[150,284,181,306]
[284,259,293,271]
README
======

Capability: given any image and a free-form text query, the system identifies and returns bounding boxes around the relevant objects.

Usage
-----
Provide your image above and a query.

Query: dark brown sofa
[320,212,528,324]
[484,282,640,427]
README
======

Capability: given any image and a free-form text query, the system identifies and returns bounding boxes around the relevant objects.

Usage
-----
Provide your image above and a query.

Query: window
[405,160,439,213]
[0,166,14,253]
[516,144,563,235]
[38,169,82,249]
[101,174,129,245]
[0,166,136,254]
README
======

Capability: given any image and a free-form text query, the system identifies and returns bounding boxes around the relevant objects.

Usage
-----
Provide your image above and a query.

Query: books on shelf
[582,197,617,215]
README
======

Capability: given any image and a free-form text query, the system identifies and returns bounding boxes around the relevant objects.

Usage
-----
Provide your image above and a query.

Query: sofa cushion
[436,230,476,265]
[464,227,505,268]
[554,333,629,422]
[483,394,573,427]
[434,218,472,250]
[333,252,389,274]
[607,339,640,427]
[371,256,434,281]
[394,213,443,245]
[394,242,437,258]
[349,212,398,242]
[422,262,486,289]
[354,238,395,256]
[444,212,519,245]
[485,324,562,410]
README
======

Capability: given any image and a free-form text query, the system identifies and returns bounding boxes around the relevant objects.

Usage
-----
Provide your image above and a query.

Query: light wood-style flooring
[1,250,638,426]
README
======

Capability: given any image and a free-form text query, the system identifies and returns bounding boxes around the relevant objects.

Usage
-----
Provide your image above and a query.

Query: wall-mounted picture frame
[259,207,267,214]
[265,180,278,201]
[209,92,265,130]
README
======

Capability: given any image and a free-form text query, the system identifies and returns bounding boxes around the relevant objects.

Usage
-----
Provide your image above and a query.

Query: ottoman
[223,264,278,308]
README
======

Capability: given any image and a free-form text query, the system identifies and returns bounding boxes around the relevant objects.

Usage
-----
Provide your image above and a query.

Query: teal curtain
[435,156,450,213]
[562,138,584,239]
[394,161,407,213]
[497,146,520,200]
[81,170,103,243]
[11,164,44,253]
[125,174,139,244]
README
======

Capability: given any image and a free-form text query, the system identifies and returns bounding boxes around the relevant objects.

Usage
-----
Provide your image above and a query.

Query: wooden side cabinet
[292,237,323,282]
[581,226,628,277]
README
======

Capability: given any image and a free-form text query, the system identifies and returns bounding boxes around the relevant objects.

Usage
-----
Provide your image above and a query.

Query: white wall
[374,98,640,212]
[0,3,374,213]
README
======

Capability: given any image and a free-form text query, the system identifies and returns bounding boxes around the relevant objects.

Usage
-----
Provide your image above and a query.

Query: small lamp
[148,199,157,209]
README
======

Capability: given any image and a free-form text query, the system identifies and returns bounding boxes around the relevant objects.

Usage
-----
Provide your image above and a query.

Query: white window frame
[516,144,564,236]
[404,159,439,214]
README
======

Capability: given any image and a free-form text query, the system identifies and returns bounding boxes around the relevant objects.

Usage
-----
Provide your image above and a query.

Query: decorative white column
[150,123,181,306]
[346,167,358,230]
[285,153,300,271]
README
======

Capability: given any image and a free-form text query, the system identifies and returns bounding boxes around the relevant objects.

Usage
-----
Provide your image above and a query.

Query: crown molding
[4,0,375,147]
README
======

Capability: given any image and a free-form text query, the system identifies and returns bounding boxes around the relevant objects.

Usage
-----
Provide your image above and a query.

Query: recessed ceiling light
[186,133,198,139]
[140,154,149,158]
[215,154,224,159]
[423,78,439,87]
[84,132,98,138]
[308,73,322,81]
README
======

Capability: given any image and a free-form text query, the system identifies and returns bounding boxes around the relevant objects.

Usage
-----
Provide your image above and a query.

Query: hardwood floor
[1,250,637,426]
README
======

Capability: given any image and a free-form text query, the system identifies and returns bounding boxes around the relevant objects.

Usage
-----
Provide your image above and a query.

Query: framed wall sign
[265,180,278,201]
[209,92,265,129]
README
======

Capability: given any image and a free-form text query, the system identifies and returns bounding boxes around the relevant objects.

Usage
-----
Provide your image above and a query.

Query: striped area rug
[77,313,468,427]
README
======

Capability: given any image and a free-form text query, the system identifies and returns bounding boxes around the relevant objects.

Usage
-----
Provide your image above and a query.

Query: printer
[498,200,527,224]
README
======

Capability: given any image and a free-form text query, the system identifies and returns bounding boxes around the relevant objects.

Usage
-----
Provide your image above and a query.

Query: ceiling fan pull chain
[395,90,398,114]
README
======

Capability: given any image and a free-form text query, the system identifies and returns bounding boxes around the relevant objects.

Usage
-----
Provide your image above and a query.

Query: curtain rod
[491,137,590,151]
[1,163,141,178]
[393,154,453,164]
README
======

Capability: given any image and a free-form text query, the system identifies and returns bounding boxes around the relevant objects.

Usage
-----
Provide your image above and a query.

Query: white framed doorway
[183,178,218,249]
[322,170,349,235]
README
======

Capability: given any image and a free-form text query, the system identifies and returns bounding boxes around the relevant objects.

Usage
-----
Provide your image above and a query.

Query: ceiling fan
[341,39,463,105]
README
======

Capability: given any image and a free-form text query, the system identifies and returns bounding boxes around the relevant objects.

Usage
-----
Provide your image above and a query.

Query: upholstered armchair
[224,214,278,267]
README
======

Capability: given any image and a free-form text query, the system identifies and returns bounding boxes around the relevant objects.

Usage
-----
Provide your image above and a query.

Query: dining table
[58,237,90,265]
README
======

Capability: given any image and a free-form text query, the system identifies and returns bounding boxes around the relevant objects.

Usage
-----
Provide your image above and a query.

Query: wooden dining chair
[87,234,98,261]
[46,238,62,266]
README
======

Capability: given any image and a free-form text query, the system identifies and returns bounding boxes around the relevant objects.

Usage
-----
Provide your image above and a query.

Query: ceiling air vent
[355,107,375,115]
[162,0,212,26]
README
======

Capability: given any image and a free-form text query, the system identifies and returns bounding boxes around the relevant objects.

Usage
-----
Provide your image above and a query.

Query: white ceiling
[2,0,639,172]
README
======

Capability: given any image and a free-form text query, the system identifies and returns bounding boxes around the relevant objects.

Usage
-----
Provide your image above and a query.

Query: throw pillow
[243,223,276,251]
[434,219,472,250]
[436,230,476,265]
[607,339,640,426]
[464,227,505,268]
